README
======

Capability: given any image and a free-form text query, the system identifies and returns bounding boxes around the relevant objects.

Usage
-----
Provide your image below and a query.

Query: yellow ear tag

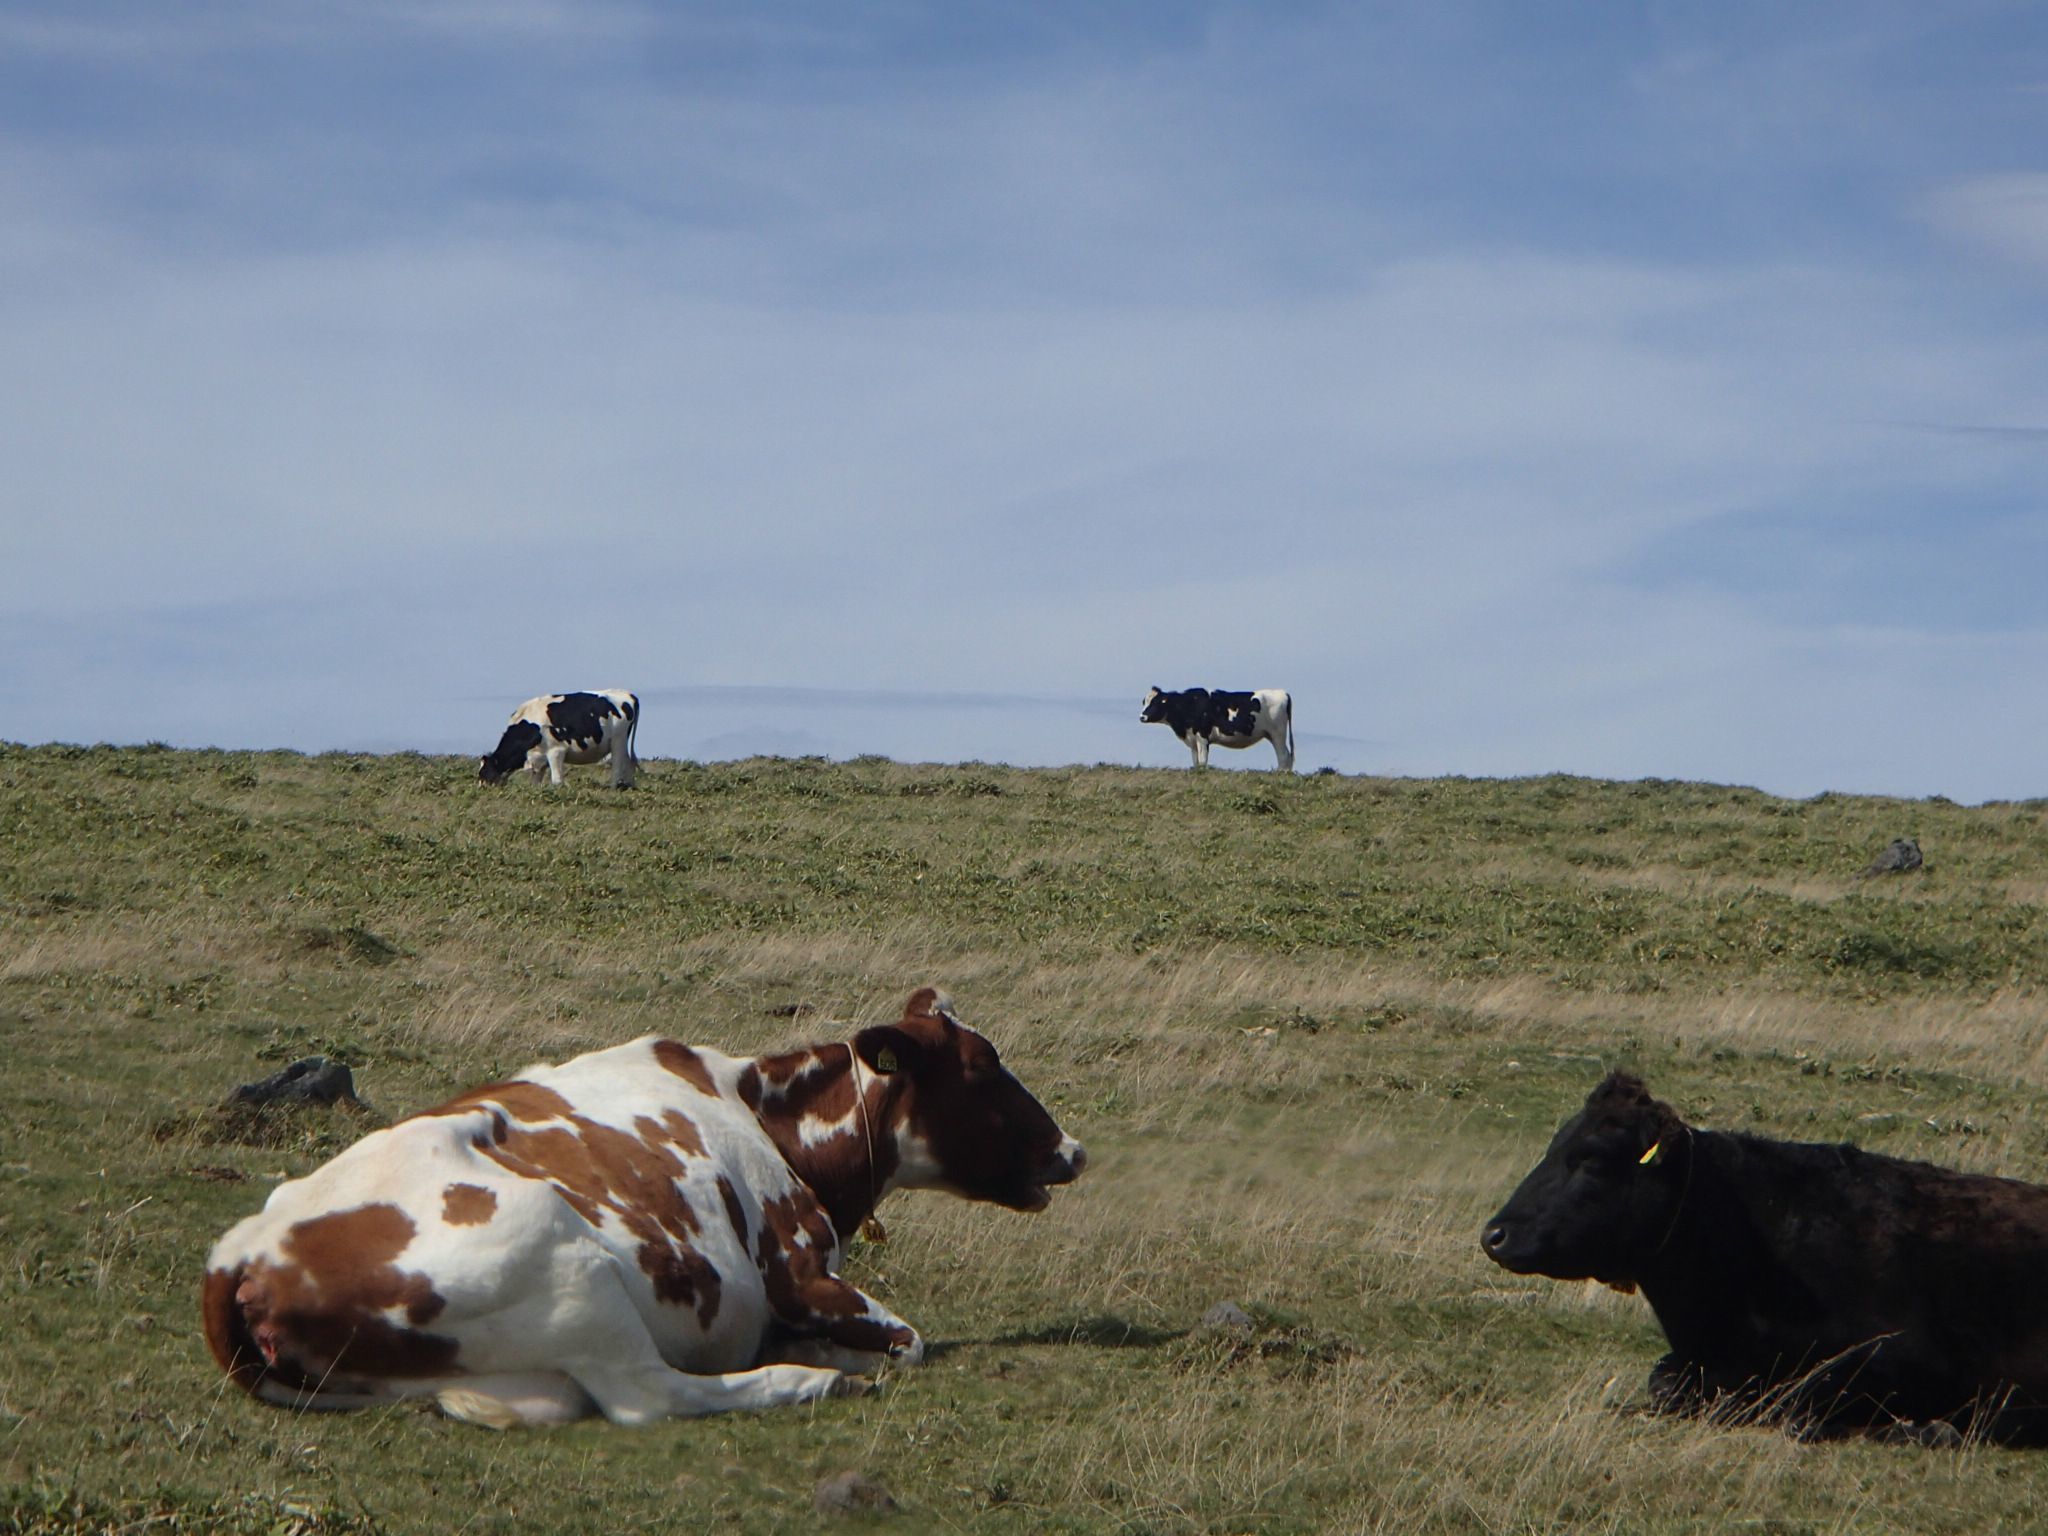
[875,1048,898,1074]
[1639,1141,1663,1167]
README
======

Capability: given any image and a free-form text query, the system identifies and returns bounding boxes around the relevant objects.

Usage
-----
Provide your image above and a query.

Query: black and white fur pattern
[479,690,640,788]
[1139,687,1294,771]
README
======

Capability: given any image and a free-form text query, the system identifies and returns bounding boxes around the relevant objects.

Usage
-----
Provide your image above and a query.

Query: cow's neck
[1634,1130,1818,1368]
[748,1044,903,1242]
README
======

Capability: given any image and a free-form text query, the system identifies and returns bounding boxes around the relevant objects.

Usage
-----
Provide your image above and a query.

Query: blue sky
[4,2,2046,799]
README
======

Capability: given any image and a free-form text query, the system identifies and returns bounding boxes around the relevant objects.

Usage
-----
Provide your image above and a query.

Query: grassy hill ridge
[4,744,2046,1533]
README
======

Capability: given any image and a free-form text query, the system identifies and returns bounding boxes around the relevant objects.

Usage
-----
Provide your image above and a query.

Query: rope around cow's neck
[1646,1122,1697,1264]
[845,1042,887,1244]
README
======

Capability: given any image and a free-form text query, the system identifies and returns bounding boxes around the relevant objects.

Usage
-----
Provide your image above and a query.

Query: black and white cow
[479,690,639,789]
[1140,687,1294,772]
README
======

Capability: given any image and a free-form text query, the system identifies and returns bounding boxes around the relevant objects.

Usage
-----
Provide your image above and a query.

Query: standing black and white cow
[479,690,640,789]
[1140,687,1294,772]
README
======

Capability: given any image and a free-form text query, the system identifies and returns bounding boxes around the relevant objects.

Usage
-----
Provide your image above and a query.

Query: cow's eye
[1568,1140,1633,1176]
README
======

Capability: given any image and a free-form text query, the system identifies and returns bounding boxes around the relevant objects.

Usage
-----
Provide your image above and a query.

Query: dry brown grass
[7,748,2048,1532]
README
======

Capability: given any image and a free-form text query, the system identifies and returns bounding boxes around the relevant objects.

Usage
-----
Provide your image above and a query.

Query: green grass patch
[4,745,2047,1531]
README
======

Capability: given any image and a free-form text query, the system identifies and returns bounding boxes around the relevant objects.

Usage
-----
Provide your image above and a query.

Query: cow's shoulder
[648,1039,739,1099]
[507,694,561,724]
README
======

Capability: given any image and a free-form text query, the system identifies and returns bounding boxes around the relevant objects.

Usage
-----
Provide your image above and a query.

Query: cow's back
[1646,1134,2048,1426]
[1842,1151,2048,1386]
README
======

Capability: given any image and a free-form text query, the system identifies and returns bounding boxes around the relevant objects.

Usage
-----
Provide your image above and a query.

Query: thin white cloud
[1926,172,2048,273]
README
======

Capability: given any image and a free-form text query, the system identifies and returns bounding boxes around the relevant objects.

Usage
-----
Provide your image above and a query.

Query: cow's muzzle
[1008,1137,1087,1212]
[1044,1136,1087,1185]
[1481,1217,1541,1272]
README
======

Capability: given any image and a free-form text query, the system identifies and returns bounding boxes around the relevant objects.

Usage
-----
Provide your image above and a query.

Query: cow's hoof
[829,1374,878,1400]
[1646,1355,1709,1416]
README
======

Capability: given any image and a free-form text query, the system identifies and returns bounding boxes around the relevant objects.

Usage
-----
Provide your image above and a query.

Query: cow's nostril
[1482,1223,1508,1252]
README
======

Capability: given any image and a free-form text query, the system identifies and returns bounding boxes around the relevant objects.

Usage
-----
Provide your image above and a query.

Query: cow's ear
[903,986,947,1021]
[855,1025,917,1077]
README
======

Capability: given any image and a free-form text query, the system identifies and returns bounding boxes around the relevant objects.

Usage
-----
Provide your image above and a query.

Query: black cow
[1483,1071,2048,1442]
[1139,686,1294,771]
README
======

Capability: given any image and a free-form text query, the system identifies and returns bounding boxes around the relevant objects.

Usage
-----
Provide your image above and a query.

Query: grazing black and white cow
[479,690,639,789]
[203,987,1086,1426]
[1140,687,1294,772]
[1483,1071,2048,1443]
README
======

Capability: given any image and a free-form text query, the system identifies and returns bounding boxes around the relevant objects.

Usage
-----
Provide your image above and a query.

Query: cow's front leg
[758,1270,925,1375]
[544,744,570,785]
[1182,732,1205,768]
[1646,1353,1708,1416]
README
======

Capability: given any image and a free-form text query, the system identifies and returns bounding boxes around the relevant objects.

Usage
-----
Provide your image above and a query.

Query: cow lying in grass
[1483,1071,2048,1443]
[203,988,1085,1426]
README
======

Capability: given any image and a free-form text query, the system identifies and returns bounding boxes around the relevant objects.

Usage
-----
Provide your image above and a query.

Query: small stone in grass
[814,1470,897,1515]
[1200,1300,1255,1332]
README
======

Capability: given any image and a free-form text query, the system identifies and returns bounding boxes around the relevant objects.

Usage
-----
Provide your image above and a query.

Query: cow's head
[1481,1071,1689,1285]
[477,721,543,785]
[1139,687,1166,723]
[857,988,1085,1212]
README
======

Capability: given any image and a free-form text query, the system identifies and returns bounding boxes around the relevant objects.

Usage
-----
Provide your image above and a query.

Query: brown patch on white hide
[466,1100,723,1328]
[441,1183,498,1227]
[654,1040,719,1096]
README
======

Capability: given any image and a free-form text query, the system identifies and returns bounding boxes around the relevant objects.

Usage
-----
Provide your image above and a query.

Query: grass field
[4,742,2048,1533]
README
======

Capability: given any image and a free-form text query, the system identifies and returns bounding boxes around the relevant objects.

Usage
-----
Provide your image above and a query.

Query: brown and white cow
[202,988,1085,1427]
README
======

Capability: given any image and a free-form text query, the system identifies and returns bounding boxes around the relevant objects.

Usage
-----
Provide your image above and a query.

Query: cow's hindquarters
[202,1262,442,1414]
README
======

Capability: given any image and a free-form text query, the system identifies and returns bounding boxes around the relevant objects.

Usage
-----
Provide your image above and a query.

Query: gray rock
[230,1056,360,1109]
[1860,837,1924,878]
[1199,1300,1256,1332]
[813,1470,897,1515]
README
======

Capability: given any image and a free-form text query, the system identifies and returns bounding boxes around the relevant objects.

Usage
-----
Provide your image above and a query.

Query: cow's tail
[624,694,641,769]
[1286,695,1296,765]
[202,1264,274,1400]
